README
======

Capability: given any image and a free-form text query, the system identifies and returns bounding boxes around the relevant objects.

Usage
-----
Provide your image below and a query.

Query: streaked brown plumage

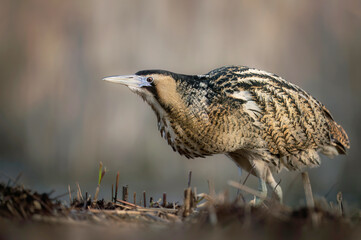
[103,65,350,202]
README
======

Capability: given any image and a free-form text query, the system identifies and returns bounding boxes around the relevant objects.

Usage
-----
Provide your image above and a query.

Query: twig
[114,203,134,210]
[143,191,146,208]
[337,192,344,216]
[274,179,281,191]
[84,192,88,210]
[236,164,255,197]
[137,208,178,213]
[122,185,128,202]
[324,182,339,199]
[114,172,119,203]
[47,189,55,196]
[193,187,198,203]
[14,172,23,186]
[111,184,114,202]
[242,164,255,185]
[301,172,314,208]
[183,188,192,217]
[116,199,143,209]
[207,179,215,197]
[68,185,72,203]
[188,171,192,188]
[228,180,267,200]
[270,179,282,200]
[51,188,75,200]
[0,171,17,185]
[76,182,83,201]
[162,192,167,207]
[150,197,154,207]
[208,204,218,226]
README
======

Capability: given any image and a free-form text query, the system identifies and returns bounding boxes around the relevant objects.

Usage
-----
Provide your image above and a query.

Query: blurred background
[0,0,360,207]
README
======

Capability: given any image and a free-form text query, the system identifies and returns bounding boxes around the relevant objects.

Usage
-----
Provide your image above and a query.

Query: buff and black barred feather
[104,65,350,198]
[205,66,349,171]
[133,66,349,172]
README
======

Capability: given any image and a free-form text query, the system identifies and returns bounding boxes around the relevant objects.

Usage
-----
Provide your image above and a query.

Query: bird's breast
[157,105,265,158]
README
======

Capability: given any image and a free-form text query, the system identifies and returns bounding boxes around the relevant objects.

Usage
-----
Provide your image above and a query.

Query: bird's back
[103,65,350,172]
[103,65,350,202]
[205,66,349,170]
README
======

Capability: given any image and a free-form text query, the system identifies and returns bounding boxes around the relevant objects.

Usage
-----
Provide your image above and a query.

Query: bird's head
[103,70,172,96]
[103,70,208,112]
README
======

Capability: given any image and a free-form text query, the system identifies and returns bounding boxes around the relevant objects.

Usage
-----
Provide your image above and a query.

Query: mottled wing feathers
[209,66,344,158]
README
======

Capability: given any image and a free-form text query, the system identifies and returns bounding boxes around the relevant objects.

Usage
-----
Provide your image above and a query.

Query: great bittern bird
[103,66,350,202]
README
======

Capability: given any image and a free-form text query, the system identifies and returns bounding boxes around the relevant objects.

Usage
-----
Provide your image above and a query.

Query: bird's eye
[146,77,153,83]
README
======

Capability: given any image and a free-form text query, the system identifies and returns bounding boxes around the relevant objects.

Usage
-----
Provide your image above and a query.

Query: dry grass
[1,170,361,240]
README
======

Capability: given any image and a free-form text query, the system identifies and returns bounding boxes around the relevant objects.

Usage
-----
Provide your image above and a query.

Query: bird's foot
[249,194,267,206]
[249,179,268,206]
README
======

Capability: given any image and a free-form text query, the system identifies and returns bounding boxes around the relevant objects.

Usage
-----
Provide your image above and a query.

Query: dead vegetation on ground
[0,164,360,240]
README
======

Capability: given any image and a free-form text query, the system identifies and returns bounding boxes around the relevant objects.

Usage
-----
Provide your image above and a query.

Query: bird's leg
[255,178,267,204]
[248,159,268,204]
[238,167,242,177]
[266,168,283,203]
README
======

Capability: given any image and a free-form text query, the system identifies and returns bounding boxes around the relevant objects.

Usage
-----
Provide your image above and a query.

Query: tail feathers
[322,105,349,154]
[326,117,350,154]
[334,140,347,155]
[331,124,349,154]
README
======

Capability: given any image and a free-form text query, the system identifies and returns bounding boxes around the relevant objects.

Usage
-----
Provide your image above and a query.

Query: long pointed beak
[102,75,150,88]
